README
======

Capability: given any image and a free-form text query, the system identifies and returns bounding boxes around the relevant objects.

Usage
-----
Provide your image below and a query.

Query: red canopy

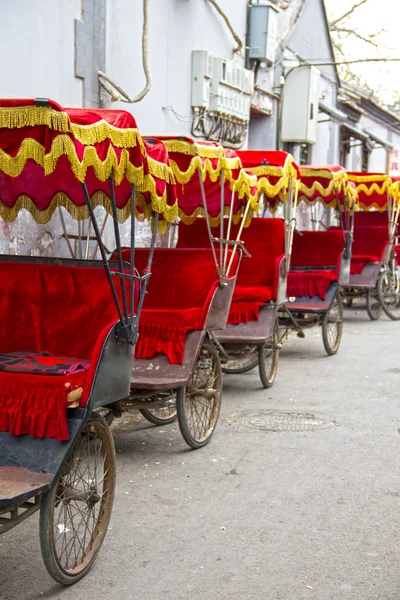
[299,165,355,208]
[237,150,299,211]
[348,172,392,211]
[157,137,257,226]
[0,99,178,228]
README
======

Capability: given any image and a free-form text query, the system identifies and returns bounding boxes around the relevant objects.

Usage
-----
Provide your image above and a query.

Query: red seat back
[352,226,389,259]
[291,230,344,269]
[177,218,285,288]
[353,212,388,228]
[134,248,221,311]
[0,261,126,360]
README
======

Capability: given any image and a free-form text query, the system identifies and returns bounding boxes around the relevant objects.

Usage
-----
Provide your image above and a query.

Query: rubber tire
[258,323,279,388]
[377,269,400,321]
[322,291,343,356]
[39,413,116,585]
[140,405,177,425]
[221,349,259,375]
[176,340,222,449]
[366,288,382,321]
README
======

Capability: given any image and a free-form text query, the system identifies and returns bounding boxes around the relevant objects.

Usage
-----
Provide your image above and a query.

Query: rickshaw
[176,149,299,388]
[0,98,177,584]
[105,136,249,446]
[342,172,400,320]
[278,165,354,355]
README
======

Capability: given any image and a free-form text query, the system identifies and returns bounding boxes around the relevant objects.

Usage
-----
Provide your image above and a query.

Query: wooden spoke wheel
[39,413,116,585]
[221,345,259,374]
[322,291,343,356]
[177,340,222,449]
[258,321,279,388]
[378,269,400,320]
[366,287,383,321]
[140,398,177,425]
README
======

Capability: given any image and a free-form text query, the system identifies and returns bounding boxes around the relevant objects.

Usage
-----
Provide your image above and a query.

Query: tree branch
[332,27,379,47]
[330,0,368,28]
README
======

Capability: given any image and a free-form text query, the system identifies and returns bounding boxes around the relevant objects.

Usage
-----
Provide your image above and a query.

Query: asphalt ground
[1,303,400,600]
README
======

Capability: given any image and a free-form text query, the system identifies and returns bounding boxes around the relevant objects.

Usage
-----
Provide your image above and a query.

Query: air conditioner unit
[281,66,321,144]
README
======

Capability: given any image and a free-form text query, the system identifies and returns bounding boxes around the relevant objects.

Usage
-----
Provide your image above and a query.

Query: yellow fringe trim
[356,201,388,213]
[0,188,178,228]
[179,205,253,228]
[247,155,299,181]
[0,105,150,152]
[299,167,347,181]
[0,136,177,188]
[354,181,390,197]
[0,106,70,132]
[348,173,389,184]
[298,178,339,198]
[163,138,225,159]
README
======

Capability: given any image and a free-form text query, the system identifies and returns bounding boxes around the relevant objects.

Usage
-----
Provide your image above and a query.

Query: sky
[324,0,400,105]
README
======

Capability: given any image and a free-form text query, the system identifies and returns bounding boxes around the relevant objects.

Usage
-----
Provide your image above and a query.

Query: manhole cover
[241,411,332,432]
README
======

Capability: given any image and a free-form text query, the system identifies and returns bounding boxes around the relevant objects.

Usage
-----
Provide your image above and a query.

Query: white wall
[0,0,82,105]
[106,0,248,136]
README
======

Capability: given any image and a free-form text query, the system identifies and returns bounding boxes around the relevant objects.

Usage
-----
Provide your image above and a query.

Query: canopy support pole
[197,167,219,274]
[129,185,136,326]
[108,175,129,321]
[91,213,109,260]
[136,213,159,321]
[226,200,251,278]
[85,219,91,260]
[220,168,224,270]
[58,206,75,259]
[223,187,235,274]
[81,182,125,327]
[287,178,298,265]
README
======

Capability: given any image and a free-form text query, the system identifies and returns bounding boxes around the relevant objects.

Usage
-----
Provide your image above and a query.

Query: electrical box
[281,66,321,144]
[191,50,214,108]
[191,50,254,122]
[248,1,279,64]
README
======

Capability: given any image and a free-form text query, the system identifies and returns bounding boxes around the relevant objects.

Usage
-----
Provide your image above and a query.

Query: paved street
[1,305,400,600]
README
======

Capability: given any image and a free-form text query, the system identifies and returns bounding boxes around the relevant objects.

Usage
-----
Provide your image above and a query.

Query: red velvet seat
[0,261,129,440]
[350,226,388,274]
[130,248,223,364]
[177,218,285,324]
[289,231,344,300]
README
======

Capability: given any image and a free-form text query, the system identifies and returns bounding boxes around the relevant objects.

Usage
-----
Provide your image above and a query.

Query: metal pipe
[109,175,129,321]
[58,206,75,258]
[81,182,125,324]
[135,213,159,321]
[223,187,235,272]
[130,185,136,324]
[226,199,251,277]
[220,168,224,269]
[91,212,109,260]
[197,167,219,274]
[85,219,91,260]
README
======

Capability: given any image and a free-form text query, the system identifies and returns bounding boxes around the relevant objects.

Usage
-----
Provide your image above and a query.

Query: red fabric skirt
[287,270,337,300]
[135,307,204,364]
[0,365,88,441]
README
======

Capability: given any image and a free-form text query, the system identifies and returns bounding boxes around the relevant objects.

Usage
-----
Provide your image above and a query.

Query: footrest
[0,467,54,507]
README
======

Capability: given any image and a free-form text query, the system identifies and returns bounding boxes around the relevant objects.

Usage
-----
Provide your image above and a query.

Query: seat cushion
[287,270,337,300]
[350,254,380,275]
[0,351,90,375]
[232,285,273,303]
